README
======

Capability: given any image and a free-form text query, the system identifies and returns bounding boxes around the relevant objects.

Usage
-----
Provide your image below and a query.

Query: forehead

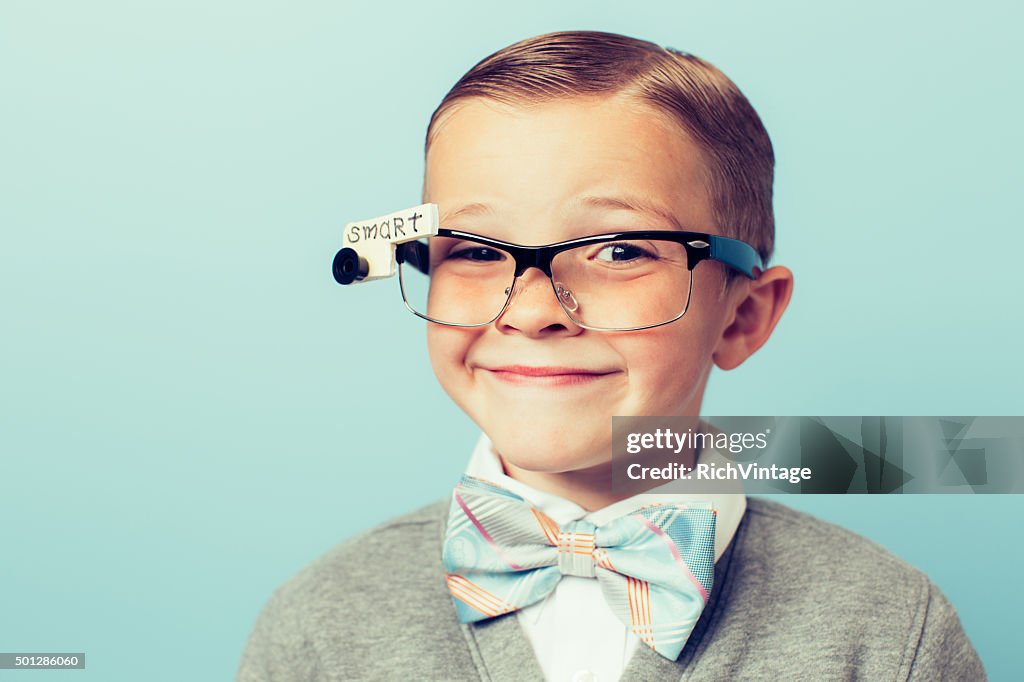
[423,94,715,238]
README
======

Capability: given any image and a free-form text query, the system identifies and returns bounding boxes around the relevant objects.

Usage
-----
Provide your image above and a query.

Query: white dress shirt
[463,432,747,682]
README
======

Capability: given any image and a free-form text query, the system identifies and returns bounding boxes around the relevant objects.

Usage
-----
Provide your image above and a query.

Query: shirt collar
[463,431,746,564]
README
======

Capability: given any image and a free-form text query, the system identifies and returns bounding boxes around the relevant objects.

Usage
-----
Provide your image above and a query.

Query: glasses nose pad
[503,279,523,309]
[554,281,579,312]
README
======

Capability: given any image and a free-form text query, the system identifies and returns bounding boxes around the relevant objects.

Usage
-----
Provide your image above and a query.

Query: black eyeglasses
[394,228,762,332]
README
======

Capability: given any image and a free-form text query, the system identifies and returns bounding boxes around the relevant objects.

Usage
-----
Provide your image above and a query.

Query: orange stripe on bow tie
[628,577,655,647]
[556,531,595,555]
[446,574,515,617]
[593,548,615,570]
[531,508,561,545]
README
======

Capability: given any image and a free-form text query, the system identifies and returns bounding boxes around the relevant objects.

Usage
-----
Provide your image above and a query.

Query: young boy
[237,31,984,681]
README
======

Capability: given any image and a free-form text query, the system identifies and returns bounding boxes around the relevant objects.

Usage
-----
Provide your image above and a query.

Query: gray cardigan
[236,497,985,681]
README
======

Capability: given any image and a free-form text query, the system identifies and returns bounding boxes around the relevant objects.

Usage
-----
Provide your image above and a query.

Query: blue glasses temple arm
[708,235,764,279]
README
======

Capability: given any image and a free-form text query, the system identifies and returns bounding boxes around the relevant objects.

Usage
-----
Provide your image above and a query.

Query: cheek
[426,326,454,375]
[426,326,472,386]
[617,325,713,407]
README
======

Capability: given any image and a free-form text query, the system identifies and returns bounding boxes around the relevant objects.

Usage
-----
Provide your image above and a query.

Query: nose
[495,268,584,338]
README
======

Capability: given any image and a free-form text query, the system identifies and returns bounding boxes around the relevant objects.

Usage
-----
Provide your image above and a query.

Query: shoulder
[705,497,985,679]
[236,498,455,681]
[274,497,450,613]
[740,496,926,575]
[735,496,931,608]
[310,498,449,567]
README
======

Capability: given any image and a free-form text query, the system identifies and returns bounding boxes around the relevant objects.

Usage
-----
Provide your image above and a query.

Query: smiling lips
[483,365,618,386]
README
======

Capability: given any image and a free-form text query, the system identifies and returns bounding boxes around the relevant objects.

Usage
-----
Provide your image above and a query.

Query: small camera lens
[333,247,365,285]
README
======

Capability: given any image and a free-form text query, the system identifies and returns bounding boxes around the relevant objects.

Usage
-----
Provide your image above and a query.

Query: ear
[712,265,794,371]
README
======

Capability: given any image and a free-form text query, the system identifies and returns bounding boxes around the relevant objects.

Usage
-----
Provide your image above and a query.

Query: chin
[489,424,612,474]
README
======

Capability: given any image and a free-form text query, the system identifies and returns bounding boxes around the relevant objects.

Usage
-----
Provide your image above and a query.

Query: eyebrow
[575,195,685,230]
[439,202,493,225]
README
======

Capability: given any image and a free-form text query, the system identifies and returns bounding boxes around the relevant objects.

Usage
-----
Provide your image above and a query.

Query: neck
[498,448,700,512]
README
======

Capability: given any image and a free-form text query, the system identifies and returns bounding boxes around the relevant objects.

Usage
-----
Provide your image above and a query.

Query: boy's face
[423,94,740,476]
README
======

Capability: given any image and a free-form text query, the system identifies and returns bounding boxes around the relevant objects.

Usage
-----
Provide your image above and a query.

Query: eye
[448,246,506,262]
[594,242,658,263]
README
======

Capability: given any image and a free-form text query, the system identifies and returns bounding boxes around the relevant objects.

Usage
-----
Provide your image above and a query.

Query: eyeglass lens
[398,236,692,330]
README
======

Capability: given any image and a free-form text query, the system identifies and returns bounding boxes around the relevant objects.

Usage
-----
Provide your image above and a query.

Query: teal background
[1,1,1020,679]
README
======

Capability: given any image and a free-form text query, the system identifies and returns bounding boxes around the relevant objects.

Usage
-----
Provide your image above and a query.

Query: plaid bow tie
[442,474,716,661]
